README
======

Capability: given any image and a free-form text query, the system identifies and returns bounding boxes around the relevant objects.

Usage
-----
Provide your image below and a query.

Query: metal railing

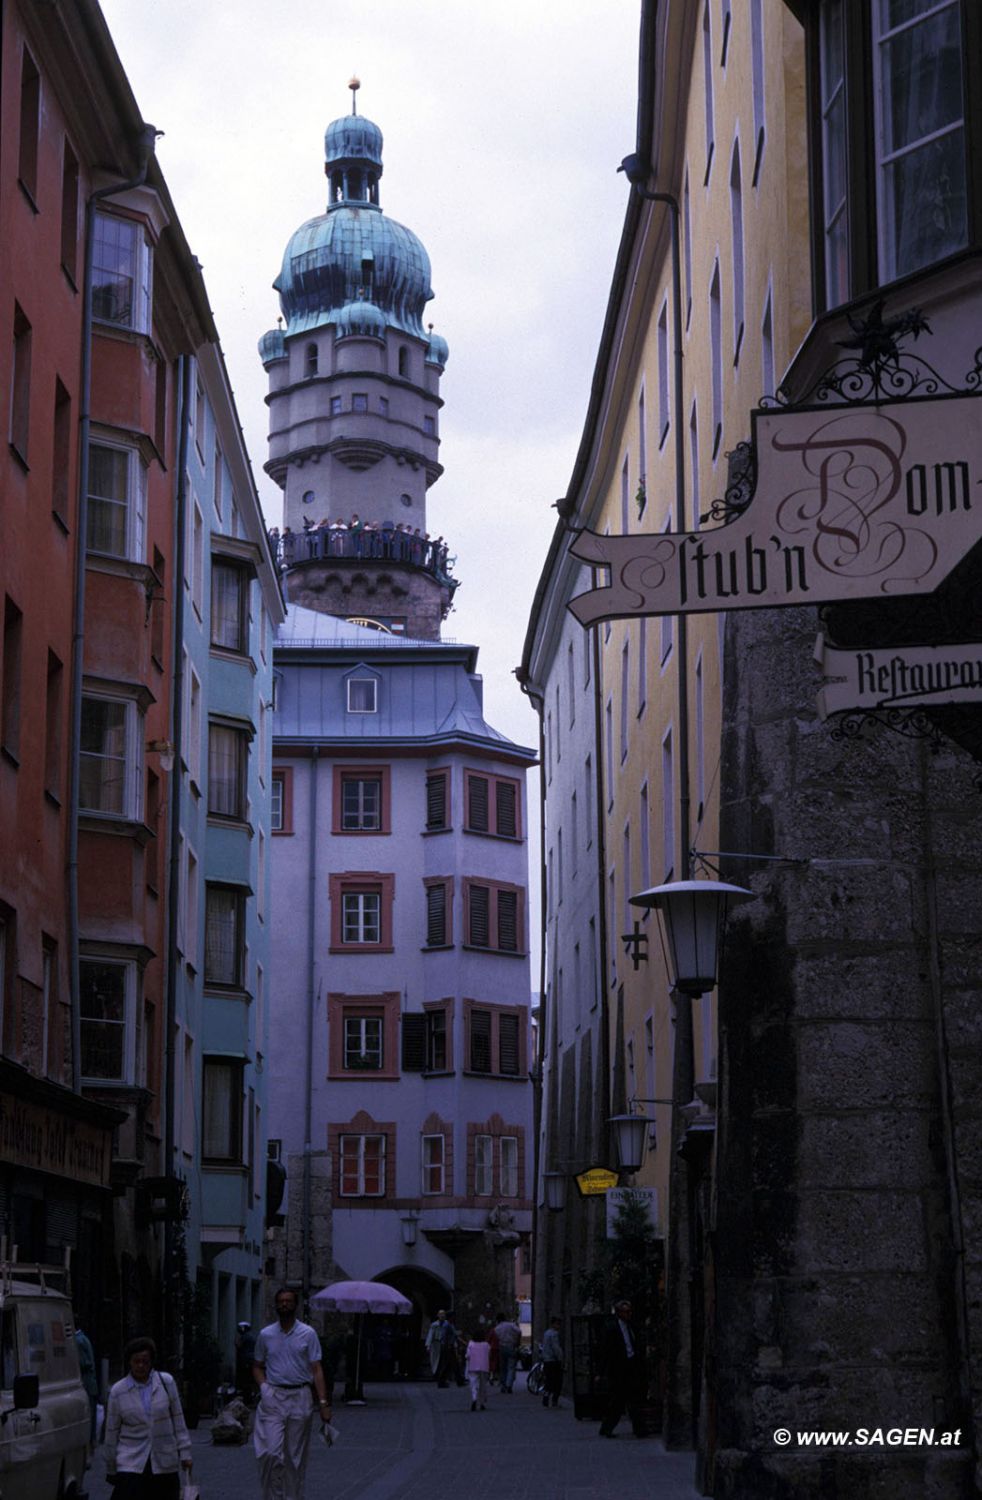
[269,524,457,587]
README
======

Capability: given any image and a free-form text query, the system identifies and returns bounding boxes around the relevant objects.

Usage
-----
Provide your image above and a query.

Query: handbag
[319,1420,341,1448]
[182,1483,200,1500]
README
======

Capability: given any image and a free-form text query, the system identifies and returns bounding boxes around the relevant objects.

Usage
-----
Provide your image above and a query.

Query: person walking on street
[104,1337,192,1500]
[493,1311,521,1394]
[541,1317,564,1409]
[465,1330,490,1411]
[252,1288,333,1500]
[598,1299,645,1437]
[235,1322,257,1401]
[74,1325,99,1449]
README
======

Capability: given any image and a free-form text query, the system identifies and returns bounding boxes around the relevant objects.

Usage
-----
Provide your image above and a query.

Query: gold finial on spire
[349,76,360,115]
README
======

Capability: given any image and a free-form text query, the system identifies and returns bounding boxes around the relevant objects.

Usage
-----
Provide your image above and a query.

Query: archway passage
[365,1264,452,1381]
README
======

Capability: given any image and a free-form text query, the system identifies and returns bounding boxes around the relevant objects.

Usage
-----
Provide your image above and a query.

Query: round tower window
[400,493,413,508]
[302,490,315,506]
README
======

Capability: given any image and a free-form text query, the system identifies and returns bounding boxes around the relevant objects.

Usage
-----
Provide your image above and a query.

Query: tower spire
[349,75,360,115]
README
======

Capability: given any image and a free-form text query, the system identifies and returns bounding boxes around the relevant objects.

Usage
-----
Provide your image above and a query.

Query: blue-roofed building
[264,89,536,1349]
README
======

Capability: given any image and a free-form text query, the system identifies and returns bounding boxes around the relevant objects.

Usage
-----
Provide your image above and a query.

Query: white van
[0,1264,89,1500]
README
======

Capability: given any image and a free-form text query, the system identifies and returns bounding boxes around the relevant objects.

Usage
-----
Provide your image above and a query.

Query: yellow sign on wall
[575,1167,619,1197]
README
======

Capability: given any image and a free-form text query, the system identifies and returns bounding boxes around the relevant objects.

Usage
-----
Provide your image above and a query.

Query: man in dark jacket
[598,1300,645,1437]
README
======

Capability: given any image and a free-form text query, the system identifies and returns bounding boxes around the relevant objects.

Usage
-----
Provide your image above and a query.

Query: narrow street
[93,1381,701,1500]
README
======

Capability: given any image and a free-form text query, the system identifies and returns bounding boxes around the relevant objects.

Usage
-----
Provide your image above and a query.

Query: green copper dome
[275,103,433,339]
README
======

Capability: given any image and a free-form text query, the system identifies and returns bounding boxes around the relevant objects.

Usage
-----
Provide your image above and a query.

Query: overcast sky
[100,0,640,970]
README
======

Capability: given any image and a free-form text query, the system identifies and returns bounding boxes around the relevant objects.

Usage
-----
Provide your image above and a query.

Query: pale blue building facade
[173,340,284,1369]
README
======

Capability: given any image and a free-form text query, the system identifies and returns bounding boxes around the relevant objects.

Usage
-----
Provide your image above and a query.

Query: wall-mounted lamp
[146,739,176,774]
[543,1171,569,1213]
[400,1210,420,1247]
[629,879,754,995]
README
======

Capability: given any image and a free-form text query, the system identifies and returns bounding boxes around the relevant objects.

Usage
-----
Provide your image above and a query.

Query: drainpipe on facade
[590,625,611,1140]
[626,179,695,1446]
[163,354,193,1365]
[518,677,547,1343]
[302,746,321,1306]
[68,125,160,1093]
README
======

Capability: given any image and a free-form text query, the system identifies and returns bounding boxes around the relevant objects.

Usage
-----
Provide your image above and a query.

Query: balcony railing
[269,522,457,589]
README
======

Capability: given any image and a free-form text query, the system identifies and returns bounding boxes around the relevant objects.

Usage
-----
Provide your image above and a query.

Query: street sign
[815,634,982,717]
[575,1166,619,1197]
[606,1186,659,1238]
[568,395,982,625]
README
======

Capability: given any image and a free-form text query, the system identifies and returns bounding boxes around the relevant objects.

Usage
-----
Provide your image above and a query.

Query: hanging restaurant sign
[575,1166,620,1197]
[815,634,982,719]
[568,395,982,625]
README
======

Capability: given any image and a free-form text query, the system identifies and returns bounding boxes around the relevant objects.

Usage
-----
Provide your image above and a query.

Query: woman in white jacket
[105,1337,193,1500]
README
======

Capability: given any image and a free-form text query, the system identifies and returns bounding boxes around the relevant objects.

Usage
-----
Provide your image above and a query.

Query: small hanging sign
[816,634,982,717]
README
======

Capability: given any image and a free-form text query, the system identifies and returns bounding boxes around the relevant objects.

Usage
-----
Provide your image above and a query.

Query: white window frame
[474,1134,493,1197]
[91,211,152,334]
[79,955,138,1083]
[79,692,142,821]
[343,1014,383,1070]
[347,677,378,714]
[270,773,284,832]
[86,439,147,563]
[421,1133,445,1195]
[342,891,381,944]
[500,1136,519,1197]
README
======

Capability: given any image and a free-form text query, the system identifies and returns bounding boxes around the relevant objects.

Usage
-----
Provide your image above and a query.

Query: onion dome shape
[274,99,435,340]
[258,327,286,365]
[425,329,450,369]
[325,114,383,173]
[275,207,433,338]
[335,298,387,340]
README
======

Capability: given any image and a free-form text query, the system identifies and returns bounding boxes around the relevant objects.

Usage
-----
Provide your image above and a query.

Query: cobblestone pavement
[94,1378,702,1500]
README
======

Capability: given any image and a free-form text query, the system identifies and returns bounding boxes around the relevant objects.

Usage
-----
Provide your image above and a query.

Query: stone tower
[259,83,455,639]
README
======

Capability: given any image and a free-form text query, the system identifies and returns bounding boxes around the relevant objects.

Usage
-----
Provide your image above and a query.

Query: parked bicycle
[526,1346,545,1396]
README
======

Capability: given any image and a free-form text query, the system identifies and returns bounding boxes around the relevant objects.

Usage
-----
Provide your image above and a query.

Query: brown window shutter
[495,780,517,837]
[470,1009,492,1072]
[426,883,447,946]
[426,772,447,829]
[469,885,490,946]
[497,889,518,951]
[499,1013,520,1074]
[467,775,489,831]
[401,1014,427,1071]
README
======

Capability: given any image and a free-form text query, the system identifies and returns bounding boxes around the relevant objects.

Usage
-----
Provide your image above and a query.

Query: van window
[1,1308,16,1386]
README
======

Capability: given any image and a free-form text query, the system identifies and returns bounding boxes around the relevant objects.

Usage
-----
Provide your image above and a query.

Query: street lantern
[607,1113,654,1174]
[400,1211,420,1247]
[543,1171,568,1212]
[630,879,754,995]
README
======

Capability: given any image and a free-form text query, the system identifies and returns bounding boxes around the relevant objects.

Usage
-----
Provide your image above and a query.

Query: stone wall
[712,605,980,1500]
[284,561,449,640]
[264,1149,334,1319]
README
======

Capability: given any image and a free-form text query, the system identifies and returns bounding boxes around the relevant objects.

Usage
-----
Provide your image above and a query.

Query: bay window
[204,884,245,988]
[811,0,974,310]
[91,212,153,333]
[79,957,136,1082]
[202,1058,244,1163]
[80,694,141,819]
[208,721,248,821]
[211,559,250,653]
[87,441,147,561]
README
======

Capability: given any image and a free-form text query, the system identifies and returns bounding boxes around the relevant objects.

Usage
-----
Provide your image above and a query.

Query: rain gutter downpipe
[517,675,547,1343]
[302,745,321,1307]
[68,125,159,1092]
[618,158,691,878]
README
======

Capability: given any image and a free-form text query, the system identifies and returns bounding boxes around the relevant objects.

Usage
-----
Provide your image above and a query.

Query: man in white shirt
[252,1288,332,1500]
